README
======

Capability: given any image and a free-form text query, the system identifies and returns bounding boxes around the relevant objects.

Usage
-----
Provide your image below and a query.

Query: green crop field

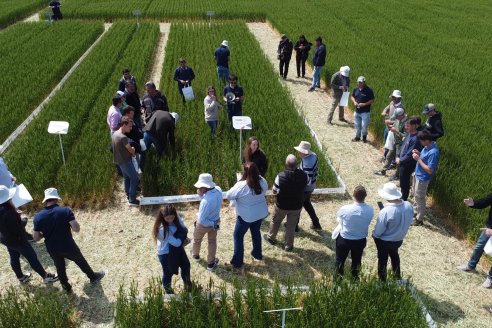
[0,0,45,28]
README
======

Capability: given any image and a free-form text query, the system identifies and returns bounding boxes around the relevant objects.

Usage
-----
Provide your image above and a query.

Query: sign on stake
[48,121,69,165]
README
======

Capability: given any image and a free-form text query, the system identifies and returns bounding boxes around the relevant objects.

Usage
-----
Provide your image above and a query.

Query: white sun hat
[391,90,402,98]
[378,183,402,201]
[170,112,179,126]
[294,141,313,155]
[221,40,229,47]
[340,66,350,77]
[194,173,216,189]
[0,185,15,204]
[42,187,62,203]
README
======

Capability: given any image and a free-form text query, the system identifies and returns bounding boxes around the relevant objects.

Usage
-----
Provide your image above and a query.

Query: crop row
[0,0,45,28]
[0,21,103,143]
[142,22,338,196]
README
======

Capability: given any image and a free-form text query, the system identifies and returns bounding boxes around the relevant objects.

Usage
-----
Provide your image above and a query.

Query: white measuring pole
[58,134,65,165]
[264,307,302,328]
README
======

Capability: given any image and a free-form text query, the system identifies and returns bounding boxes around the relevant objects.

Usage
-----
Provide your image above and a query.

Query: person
[118,68,137,92]
[308,37,326,92]
[112,117,140,206]
[263,154,307,251]
[122,106,144,168]
[396,118,422,201]
[33,188,105,292]
[456,194,492,289]
[328,66,350,124]
[381,90,404,142]
[0,156,16,188]
[49,1,62,21]
[225,162,269,270]
[277,35,293,80]
[294,141,322,230]
[351,76,375,143]
[152,204,191,294]
[173,58,195,104]
[191,173,222,271]
[143,110,176,156]
[0,186,58,284]
[203,86,222,140]
[294,35,312,78]
[124,81,143,127]
[243,136,268,177]
[106,96,123,135]
[412,130,440,226]
[421,103,444,141]
[223,75,244,122]
[142,81,169,122]
[372,183,413,281]
[214,40,230,84]
[334,186,374,279]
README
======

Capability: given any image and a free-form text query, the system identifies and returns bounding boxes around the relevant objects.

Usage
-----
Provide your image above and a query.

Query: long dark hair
[152,204,182,242]
[243,136,260,162]
[241,162,263,195]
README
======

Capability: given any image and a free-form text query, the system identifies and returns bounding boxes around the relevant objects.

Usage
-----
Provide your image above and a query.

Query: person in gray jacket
[328,66,350,124]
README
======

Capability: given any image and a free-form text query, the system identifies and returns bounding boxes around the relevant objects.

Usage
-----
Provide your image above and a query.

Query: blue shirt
[33,204,78,254]
[215,46,230,68]
[0,157,14,188]
[372,201,413,241]
[351,86,375,113]
[224,85,244,114]
[337,203,374,240]
[196,187,223,227]
[415,142,439,181]
[398,132,421,165]
[156,216,186,255]
[226,178,269,222]
[299,153,318,192]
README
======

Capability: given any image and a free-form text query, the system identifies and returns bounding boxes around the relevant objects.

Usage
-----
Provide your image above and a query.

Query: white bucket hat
[390,90,402,98]
[0,185,15,204]
[294,141,313,155]
[221,40,229,47]
[194,173,216,189]
[170,112,179,126]
[42,187,62,203]
[340,66,350,77]
[378,183,402,201]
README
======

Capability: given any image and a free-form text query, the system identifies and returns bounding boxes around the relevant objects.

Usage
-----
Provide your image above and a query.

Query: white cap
[357,76,366,83]
[42,187,62,203]
[377,183,402,201]
[221,40,229,47]
[391,90,402,98]
[340,66,350,77]
[194,173,216,189]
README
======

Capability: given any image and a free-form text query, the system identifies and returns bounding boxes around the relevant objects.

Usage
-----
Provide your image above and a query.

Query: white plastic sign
[340,91,350,107]
[232,116,252,130]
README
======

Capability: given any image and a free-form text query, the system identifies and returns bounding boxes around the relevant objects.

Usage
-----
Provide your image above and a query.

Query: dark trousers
[296,57,307,77]
[6,240,46,279]
[399,163,415,201]
[157,253,191,293]
[49,246,96,288]
[230,216,263,268]
[335,236,367,278]
[302,192,321,227]
[373,237,403,281]
[279,59,290,78]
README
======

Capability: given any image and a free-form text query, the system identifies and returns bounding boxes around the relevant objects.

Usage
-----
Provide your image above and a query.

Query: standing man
[112,117,140,206]
[422,103,444,141]
[294,141,322,230]
[124,81,143,128]
[106,95,123,135]
[308,37,326,92]
[33,188,105,292]
[118,68,137,92]
[456,194,492,289]
[411,130,440,226]
[223,75,244,122]
[372,183,413,281]
[191,173,222,271]
[215,40,230,84]
[143,110,176,156]
[49,1,62,21]
[328,66,350,124]
[263,154,308,251]
[396,117,421,201]
[351,76,375,143]
[277,35,293,80]
[173,58,195,104]
[294,35,312,78]
[142,81,169,122]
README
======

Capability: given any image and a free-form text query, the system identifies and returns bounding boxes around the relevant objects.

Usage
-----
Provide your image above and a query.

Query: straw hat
[377,183,402,201]
[0,185,15,204]
[294,141,313,155]
[194,173,216,189]
[42,188,62,203]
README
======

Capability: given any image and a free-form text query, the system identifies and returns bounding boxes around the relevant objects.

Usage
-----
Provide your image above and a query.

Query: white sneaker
[456,264,476,273]
[43,273,59,284]
[483,277,492,289]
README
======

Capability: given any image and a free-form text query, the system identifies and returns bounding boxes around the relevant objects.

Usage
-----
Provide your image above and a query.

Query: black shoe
[61,283,73,293]
[308,87,315,92]
[284,246,293,252]
[411,220,423,226]
[90,271,105,284]
[19,273,32,284]
[374,170,387,176]
[362,136,368,143]
[263,234,277,245]
[351,137,361,142]
[388,175,398,181]
[128,199,140,207]
[310,224,322,231]
[207,258,219,271]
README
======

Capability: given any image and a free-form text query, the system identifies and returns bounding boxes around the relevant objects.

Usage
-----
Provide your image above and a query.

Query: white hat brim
[377,186,402,200]
[294,146,312,155]
[0,188,16,204]
[42,195,61,203]
[194,182,216,189]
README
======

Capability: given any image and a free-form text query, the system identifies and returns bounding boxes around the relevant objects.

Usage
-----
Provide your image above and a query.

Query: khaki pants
[328,91,344,123]
[192,223,217,264]
[413,178,430,222]
[267,205,302,248]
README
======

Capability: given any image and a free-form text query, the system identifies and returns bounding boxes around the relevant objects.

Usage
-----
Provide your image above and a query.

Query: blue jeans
[143,132,163,156]
[157,253,191,293]
[207,120,218,139]
[383,127,389,142]
[354,112,370,139]
[6,240,46,279]
[468,231,490,270]
[118,160,139,202]
[217,66,229,83]
[230,216,263,268]
[311,66,323,88]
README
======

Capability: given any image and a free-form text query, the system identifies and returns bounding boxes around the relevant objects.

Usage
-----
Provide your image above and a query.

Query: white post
[239,128,243,162]
[264,307,302,328]
[58,134,65,165]
[281,310,286,328]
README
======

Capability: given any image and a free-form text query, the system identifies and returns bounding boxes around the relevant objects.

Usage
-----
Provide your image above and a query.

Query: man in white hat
[372,183,413,281]
[33,188,105,292]
[328,66,350,124]
[294,141,322,230]
[215,40,230,84]
[350,76,375,143]
[191,173,222,271]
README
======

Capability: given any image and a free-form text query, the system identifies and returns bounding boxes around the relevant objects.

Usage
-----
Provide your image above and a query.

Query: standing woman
[152,204,191,294]
[243,136,268,177]
[225,162,269,269]
[203,86,222,140]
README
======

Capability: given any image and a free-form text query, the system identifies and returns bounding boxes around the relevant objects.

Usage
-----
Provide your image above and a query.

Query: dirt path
[23,11,41,22]
[149,23,171,87]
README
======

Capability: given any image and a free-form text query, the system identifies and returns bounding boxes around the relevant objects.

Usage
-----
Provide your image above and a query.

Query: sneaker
[308,87,315,92]
[19,272,32,284]
[90,271,105,284]
[128,199,140,207]
[190,251,200,261]
[207,258,219,271]
[362,136,368,143]
[456,265,476,273]
[43,273,59,284]
[310,224,322,231]
[374,170,387,176]
[263,234,277,245]
[351,137,361,142]
[483,277,492,289]
[339,118,347,122]
[284,246,293,252]
[411,220,423,226]
[379,156,386,163]
[388,175,398,181]
[61,283,73,293]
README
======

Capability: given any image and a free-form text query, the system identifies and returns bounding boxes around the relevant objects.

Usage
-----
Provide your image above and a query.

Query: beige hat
[221,40,229,47]
[340,66,350,77]
[378,183,402,201]
[294,141,313,155]
[357,76,366,83]
[391,90,402,98]
[0,185,15,204]
[42,187,62,203]
[194,173,216,189]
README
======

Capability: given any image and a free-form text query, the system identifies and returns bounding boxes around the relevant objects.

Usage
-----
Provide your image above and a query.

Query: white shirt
[226,178,269,222]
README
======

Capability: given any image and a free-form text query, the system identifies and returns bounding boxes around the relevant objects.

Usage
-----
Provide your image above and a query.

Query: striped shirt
[299,153,318,192]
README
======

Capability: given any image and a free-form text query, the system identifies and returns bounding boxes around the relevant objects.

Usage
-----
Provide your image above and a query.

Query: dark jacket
[294,40,312,60]
[330,72,350,93]
[250,150,268,177]
[143,110,175,151]
[274,168,308,210]
[423,111,444,140]
[0,205,26,247]
[173,66,195,89]
[312,43,326,67]
[168,224,189,275]
[118,76,137,92]
[124,121,144,153]
[278,39,293,61]
[470,194,492,228]
[142,91,169,121]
